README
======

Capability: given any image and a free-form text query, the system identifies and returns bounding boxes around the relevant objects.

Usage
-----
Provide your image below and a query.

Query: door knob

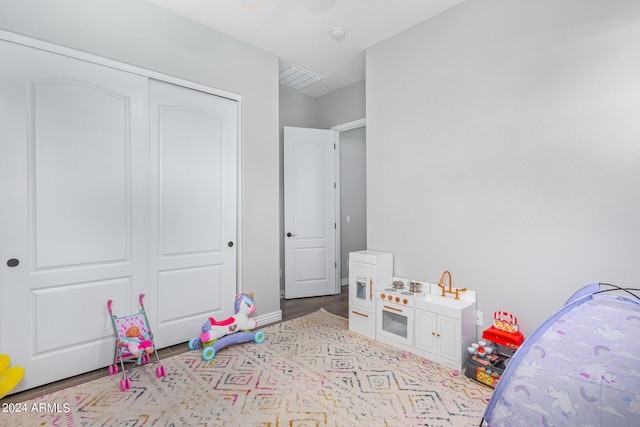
[228,242,234,247]
[6,259,20,267]
[286,232,297,237]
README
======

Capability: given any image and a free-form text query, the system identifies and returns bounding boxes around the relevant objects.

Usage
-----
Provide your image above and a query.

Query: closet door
[0,40,149,392]
[149,80,238,347]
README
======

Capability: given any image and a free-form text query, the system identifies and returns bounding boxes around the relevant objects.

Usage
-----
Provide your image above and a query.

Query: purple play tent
[482,283,640,426]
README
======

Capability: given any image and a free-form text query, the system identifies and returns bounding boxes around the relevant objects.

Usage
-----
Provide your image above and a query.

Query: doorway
[281,119,366,300]
[283,126,338,299]
[332,119,367,287]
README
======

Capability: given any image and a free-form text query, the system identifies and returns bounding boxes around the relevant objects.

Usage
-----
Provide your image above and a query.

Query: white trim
[236,100,244,294]
[0,29,240,102]
[331,117,366,295]
[333,131,341,294]
[331,118,366,132]
[255,310,282,327]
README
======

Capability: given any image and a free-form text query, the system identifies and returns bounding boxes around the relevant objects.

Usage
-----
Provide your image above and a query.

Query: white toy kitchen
[349,251,476,371]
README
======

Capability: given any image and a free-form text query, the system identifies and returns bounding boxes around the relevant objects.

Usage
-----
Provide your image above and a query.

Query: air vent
[279,66,323,90]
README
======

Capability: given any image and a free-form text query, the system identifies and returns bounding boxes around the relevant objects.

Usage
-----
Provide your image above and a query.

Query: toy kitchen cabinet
[414,284,476,371]
[348,250,393,339]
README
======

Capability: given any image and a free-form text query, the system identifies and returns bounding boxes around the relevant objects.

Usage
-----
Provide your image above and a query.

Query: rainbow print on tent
[579,386,598,403]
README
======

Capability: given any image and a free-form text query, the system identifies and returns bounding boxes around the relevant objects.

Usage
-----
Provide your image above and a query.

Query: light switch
[346,215,351,223]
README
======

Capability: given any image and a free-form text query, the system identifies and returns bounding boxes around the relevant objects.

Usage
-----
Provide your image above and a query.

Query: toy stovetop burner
[437,270,467,300]
[482,311,524,350]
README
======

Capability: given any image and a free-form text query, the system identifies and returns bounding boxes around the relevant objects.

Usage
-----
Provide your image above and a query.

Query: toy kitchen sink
[413,282,477,371]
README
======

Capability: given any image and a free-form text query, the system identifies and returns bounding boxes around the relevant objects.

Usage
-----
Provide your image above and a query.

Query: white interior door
[149,80,238,346]
[0,40,149,392]
[284,127,339,299]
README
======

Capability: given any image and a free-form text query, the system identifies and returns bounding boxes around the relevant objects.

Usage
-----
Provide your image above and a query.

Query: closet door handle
[6,259,19,268]
[228,242,234,247]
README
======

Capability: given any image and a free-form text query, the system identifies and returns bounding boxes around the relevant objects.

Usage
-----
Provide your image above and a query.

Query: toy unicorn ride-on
[200,293,258,343]
[189,292,265,360]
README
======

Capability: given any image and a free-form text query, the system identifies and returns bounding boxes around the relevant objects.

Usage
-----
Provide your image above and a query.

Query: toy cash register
[482,311,524,350]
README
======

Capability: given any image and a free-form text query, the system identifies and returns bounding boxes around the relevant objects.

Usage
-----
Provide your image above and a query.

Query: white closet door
[0,40,149,392]
[149,80,238,347]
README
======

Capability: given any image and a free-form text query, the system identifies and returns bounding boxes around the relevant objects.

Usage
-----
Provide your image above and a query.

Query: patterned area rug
[2,309,491,426]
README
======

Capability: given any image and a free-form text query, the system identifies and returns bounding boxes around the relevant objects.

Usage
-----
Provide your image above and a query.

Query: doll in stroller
[108,294,166,391]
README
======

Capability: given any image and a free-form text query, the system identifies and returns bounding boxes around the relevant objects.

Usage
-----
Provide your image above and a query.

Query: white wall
[317,80,366,129]
[279,86,319,129]
[366,0,640,335]
[0,0,281,317]
[278,79,365,133]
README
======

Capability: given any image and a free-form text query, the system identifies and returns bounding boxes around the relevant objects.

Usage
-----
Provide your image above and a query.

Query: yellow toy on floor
[0,354,25,399]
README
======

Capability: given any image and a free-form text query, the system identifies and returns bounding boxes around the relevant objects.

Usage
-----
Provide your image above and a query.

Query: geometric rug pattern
[1,309,491,426]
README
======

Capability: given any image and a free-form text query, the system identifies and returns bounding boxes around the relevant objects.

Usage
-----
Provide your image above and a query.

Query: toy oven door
[376,300,414,348]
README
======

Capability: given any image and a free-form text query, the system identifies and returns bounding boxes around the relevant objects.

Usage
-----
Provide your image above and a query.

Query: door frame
[0,29,245,294]
[279,119,367,297]
[330,118,366,289]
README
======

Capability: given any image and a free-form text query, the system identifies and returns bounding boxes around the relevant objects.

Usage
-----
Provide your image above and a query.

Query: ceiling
[144,0,467,97]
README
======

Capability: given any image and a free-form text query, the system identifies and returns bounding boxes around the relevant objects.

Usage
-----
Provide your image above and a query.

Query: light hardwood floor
[3,286,349,403]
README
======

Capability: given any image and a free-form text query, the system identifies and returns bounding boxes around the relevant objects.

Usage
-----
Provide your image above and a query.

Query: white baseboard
[341,278,349,286]
[255,310,282,327]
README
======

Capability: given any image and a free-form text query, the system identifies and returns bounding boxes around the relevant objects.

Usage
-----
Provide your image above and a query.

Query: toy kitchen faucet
[437,270,467,300]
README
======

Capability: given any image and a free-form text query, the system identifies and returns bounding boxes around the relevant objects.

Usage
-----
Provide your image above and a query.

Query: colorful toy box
[465,310,524,388]
[465,353,509,388]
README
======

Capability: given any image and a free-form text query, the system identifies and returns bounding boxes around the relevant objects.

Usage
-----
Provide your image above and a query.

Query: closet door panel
[157,266,222,322]
[159,107,223,255]
[0,40,149,393]
[34,277,131,352]
[150,80,237,347]
[33,80,130,268]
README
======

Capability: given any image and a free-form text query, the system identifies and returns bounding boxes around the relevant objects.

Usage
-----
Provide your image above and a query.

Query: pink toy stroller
[107,293,166,391]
